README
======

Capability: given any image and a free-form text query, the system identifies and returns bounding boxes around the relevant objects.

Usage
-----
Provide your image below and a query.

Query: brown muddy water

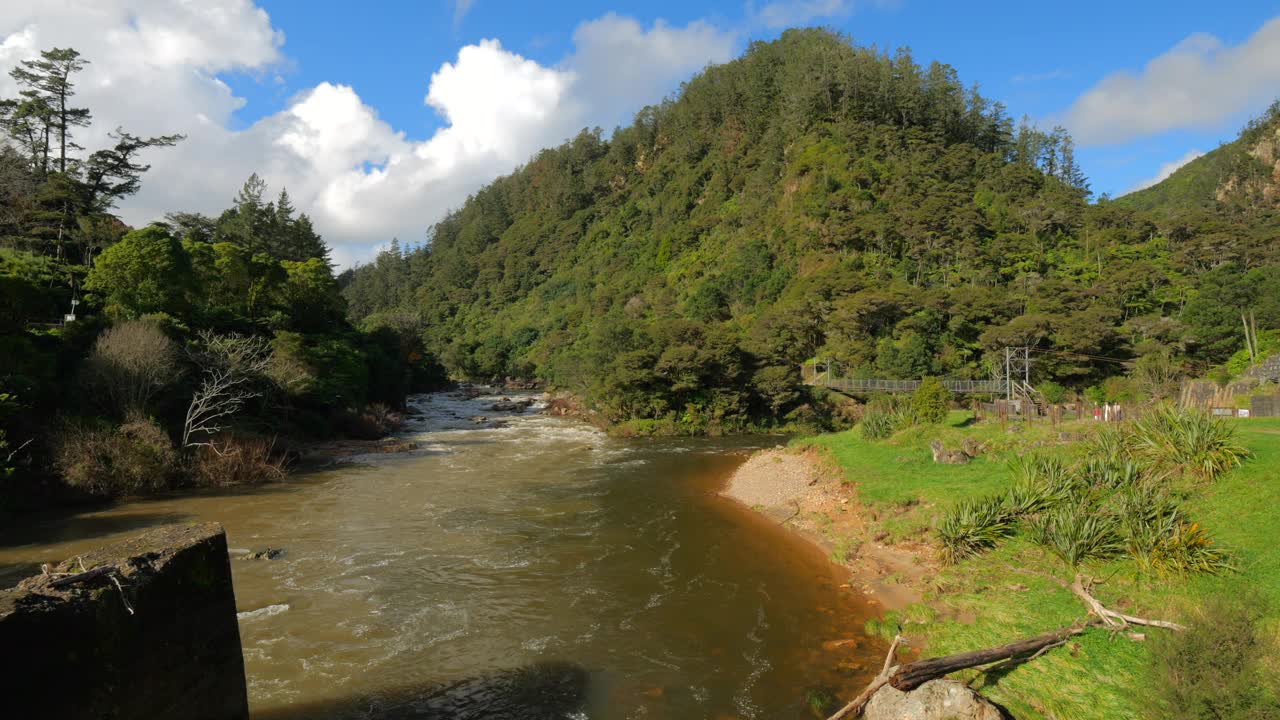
[0,391,886,719]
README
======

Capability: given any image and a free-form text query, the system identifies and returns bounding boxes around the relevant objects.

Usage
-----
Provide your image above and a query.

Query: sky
[2,1,1280,268]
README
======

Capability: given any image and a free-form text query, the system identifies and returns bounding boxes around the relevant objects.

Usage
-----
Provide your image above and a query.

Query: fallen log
[888,624,1088,691]
[826,575,1190,716]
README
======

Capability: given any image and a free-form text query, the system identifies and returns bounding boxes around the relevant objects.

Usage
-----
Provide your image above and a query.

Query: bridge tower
[999,347,1042,416]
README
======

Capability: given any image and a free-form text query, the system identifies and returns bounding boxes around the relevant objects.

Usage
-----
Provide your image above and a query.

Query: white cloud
[0,3,737,268]
[1121,149,1205,195]
[1064,16,1280,145]
[565,14,736,130]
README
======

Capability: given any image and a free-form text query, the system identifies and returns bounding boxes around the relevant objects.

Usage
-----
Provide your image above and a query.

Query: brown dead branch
[1070,574,1187,631]
[826,634,903,720]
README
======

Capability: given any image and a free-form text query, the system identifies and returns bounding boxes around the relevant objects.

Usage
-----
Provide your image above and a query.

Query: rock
[489,399,534,413]
[0,523,250,720]
[929,440,971,465]
[236,547,286,561]
[960,437,985,458]
[864,679,1010,720]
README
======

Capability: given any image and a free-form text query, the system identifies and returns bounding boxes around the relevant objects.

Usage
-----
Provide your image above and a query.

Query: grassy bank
[796,414,1280,719]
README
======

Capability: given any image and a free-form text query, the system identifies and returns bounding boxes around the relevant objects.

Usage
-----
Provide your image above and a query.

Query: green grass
[798,411,1091,541]
[798,413,1280,720]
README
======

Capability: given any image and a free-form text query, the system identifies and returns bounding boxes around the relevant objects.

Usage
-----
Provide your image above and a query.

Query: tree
[182,331,273,448]
[217,173,270,254]
[278,257,344,331]
[6,48,91,175]
[83,128,184,212]
[85,225,192,317]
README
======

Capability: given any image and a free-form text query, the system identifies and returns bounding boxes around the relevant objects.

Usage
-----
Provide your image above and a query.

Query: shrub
[1084,385,1106,405]
[342,403,404,439]
[1146,592,1280,720]
[1130,407,1249,482]
[1209,366,1234,390]
[937,495,1016,564]
[1111,485,1233,576]
[1002,454,1080,520]
[911,376,951,424]
[861,394,909,440]
[860,407,900,440]
[1036,380,1068,404]
[81,320,180,418]
[1132,351,1182,401]
[1102,376,1138,403]
[187,436,289,487]
[56,417,178,497]
[1029,505,1124,568]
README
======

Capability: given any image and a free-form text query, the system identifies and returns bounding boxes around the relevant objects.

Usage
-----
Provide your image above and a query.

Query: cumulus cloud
[1121,149,1206,195]
[1064,16,1280,145]
[565,14,736,130]
[0,2,736,267]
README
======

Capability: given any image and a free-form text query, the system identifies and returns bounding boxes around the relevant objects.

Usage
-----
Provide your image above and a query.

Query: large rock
[929,440,971,465]
[864,679,1010,720]
[0,523,249,720]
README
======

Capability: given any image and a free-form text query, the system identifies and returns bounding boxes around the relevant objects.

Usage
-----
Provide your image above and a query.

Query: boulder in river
[489,399,535,413]
[864,678,1010,720]
[236,547,286,561]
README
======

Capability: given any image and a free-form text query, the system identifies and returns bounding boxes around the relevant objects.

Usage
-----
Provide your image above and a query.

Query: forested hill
[342,29,1280,434]
[1118,102,1280,216]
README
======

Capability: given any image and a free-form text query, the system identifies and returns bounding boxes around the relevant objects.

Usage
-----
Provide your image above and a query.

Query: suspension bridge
[801,347,1041,406]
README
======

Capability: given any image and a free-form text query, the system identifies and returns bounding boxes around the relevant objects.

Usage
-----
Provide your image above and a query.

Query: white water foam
[238,603,290,622]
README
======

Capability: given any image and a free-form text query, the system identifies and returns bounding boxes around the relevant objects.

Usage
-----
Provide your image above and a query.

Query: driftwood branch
[826,635,903,720]
[47,565,115,588]
[1070,575,1187,632]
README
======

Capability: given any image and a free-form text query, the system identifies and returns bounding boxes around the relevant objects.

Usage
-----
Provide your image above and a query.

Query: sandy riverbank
[720,447,933,611]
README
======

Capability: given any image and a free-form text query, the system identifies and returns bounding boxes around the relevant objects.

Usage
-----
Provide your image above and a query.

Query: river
[0,390,885,719]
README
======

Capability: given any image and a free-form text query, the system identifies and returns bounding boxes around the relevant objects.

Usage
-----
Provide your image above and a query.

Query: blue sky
[236,0,1280,197]
[3,1,1280,264]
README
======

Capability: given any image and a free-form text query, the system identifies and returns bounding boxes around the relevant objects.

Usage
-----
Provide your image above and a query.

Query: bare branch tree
[181,331,272,449]
[82,320,179,418]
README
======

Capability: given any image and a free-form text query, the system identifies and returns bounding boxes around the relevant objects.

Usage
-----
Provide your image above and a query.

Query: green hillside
[343,30,1280,434]
[1118,101,1280,215]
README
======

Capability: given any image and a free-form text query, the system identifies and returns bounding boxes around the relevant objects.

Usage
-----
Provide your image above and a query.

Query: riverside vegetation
[792,397,1280,720]
[0,48,446,509]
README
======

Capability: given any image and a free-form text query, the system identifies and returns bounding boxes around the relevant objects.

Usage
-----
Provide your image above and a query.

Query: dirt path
[720,447,934,611]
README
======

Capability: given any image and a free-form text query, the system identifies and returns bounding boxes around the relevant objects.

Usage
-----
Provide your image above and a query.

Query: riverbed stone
[0,522,249,719]
[864,678,1010,720]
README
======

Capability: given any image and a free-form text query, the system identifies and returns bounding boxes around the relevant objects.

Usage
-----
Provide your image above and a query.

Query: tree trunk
[887,625,1087,692]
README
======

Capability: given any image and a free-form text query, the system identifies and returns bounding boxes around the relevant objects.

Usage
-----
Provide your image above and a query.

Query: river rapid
[0,390,885,719]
